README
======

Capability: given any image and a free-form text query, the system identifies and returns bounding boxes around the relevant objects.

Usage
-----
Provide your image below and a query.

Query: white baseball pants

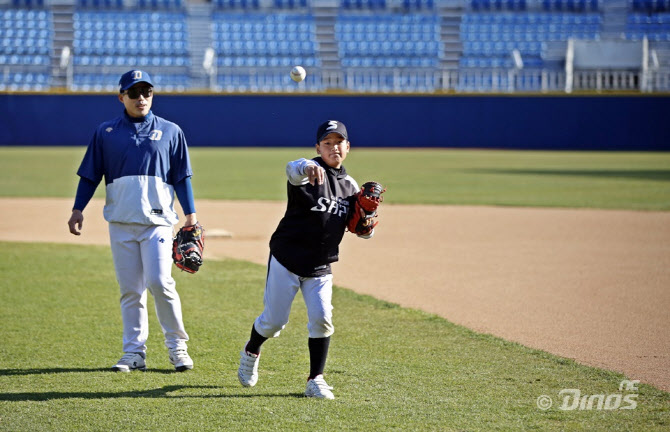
[254,255,334,339]
[109,223,189,354]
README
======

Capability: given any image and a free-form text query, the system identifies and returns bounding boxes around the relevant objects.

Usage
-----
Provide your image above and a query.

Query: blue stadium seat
[625,9,670,39]
[336,12,442,71]
[211,11,320,84]
[460,8,602,70]
[0,7,52,88]
[70,9,189,89]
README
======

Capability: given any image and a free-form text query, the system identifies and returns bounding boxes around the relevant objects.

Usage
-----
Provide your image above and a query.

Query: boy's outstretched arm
[286,159,325,186]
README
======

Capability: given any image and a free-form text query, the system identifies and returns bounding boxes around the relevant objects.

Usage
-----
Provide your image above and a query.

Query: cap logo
[326,120,338,131]
[132,71,142,79]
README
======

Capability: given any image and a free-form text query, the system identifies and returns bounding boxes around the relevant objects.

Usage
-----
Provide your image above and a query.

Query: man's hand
[184,213,197,226]
[68,210,84,235]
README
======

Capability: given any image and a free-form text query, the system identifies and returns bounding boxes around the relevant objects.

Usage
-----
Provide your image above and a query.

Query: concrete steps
[439,2,464,70]
[50,0,75,88]
[187,2,214,89]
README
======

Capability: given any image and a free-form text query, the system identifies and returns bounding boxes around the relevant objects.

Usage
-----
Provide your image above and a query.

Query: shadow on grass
[0,367,187,376]
[0,368,111,375]
[0,385,305,401]
[467,168,670,182]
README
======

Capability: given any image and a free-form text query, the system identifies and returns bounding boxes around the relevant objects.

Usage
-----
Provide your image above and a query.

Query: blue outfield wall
[1,93,669,150]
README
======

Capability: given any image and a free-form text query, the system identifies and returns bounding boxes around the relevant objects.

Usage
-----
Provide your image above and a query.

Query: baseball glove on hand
[172,222,205,274]
[347,181,386,236]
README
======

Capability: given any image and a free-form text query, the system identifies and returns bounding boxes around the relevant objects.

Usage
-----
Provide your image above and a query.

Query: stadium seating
[214,0,260,10]
[71,9,190,90]
[11,0,45,6]
[626,11,670,40]
[212,11,322,91]
[77,0,184,9]
[630,0,670,12]
[460,11,602,71]
[76,0,123,9]
[214,0,309,10]
[0,8,52,90]
[72,72,189,91]
[136,0,184,10]
[340,0,388,10]
[335,13,442,91]
[471,0,599,11]
[272,0,310,9]
[471,0,526,10]
[340,0,434,11]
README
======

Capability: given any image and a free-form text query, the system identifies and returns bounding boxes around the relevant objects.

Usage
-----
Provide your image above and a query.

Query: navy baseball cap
[119,70,154,93]
[316,120,348,143]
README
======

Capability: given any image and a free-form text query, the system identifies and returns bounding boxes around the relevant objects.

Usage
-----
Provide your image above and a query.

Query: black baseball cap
[316,120,348,143]
[119,69,154,93]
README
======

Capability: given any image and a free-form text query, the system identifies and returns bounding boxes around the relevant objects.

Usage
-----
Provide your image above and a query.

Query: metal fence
[318,68,670,93]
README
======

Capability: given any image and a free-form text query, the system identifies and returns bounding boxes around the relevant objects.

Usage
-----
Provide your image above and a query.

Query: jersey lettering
[311,196,349,218]
[310,197,328,212]
[149,130,162,141]
[337,199,349,217]
[327,198,338,214]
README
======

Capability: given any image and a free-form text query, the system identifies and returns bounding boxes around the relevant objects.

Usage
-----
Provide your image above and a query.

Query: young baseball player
[237,120,376,399]
[67,70,199,373]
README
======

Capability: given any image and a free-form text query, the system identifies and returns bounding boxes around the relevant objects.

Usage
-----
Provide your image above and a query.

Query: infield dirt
[3,198,669,391]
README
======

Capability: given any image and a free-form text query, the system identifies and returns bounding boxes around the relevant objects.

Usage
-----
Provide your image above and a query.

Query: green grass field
[1,147,669,209]
[1,147,669,430]
[1,243,668,431]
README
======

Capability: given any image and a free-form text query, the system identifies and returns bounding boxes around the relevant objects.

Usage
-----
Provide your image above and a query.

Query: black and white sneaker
[305,375,334,399]
[238,344,260,387]
[168,347,194,372]
[111,352,146,372]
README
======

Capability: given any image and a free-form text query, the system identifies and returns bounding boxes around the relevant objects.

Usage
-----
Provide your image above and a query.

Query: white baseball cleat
[111,352,146,372]
[238,347,260,387]
[168,347,194,372]
[305,375,334,399]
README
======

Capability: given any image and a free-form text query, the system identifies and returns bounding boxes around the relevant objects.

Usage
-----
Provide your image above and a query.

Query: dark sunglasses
[123,87,153,99]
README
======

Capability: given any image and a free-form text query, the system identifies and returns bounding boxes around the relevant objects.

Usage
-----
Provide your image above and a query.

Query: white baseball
[290,66,306,83]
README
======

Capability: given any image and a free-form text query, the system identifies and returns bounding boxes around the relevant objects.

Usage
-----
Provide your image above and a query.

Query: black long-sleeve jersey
[270,157,361,277]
